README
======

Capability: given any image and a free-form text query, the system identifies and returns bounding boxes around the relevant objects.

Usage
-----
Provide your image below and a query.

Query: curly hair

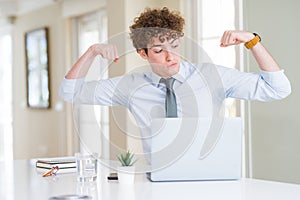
[129,7,185,52]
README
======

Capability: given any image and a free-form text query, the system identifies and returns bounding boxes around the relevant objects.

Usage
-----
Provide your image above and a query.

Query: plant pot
[117,166,135,184]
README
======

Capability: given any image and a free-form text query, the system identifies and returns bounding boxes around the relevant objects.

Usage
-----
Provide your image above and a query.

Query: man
[60,7,291,155]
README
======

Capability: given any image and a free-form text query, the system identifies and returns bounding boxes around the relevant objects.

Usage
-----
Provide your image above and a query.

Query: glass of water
[75,153,98,182]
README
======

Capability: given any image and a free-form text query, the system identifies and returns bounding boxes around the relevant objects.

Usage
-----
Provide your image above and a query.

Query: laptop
[148,117,243,182]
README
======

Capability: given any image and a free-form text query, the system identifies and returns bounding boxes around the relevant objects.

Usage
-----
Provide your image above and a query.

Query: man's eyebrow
[150,40,178,48]
[150,44,163,48]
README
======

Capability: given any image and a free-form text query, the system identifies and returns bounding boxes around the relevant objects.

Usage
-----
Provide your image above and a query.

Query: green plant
[117,150,137,167]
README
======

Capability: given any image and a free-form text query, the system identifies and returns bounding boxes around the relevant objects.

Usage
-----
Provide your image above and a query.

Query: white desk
[1,159,300,200]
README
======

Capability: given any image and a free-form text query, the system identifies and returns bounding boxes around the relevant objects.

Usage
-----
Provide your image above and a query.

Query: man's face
[139,36,181,78]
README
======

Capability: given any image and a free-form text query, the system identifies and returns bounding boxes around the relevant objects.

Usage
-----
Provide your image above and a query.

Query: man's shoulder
[121,72,150,82]
[108,72,151,88]
[181,61,218,71]
[183,62,233,74]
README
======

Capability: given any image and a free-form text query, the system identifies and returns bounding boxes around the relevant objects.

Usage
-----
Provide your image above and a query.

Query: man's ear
[137,49,148,59]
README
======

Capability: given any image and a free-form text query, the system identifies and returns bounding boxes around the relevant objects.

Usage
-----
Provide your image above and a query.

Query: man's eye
[153,48,163,53]
[172,44,179,49]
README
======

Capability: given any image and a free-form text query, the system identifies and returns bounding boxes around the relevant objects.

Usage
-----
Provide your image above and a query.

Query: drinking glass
[75,153,98,182]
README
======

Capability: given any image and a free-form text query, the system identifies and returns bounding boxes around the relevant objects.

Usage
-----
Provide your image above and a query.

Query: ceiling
[0,0,57,17]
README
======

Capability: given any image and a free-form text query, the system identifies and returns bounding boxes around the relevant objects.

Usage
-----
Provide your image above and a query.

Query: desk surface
[1,159,300,200]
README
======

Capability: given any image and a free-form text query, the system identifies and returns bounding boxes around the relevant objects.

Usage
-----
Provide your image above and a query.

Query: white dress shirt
[59,61,291,154]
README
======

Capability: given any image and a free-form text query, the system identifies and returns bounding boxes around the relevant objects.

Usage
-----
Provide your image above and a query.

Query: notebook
[35,157,76,174]
[148,117,243,182]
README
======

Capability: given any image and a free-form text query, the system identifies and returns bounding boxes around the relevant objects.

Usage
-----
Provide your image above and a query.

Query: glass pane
[25,28,50,108]
[0,33,13,161]
[76,12,109,156]
[202,0,236,38]
[200,0,239,118]
[202,39,236,67]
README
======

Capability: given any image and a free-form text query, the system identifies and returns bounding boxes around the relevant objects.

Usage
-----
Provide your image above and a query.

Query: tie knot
[161,77,176,89]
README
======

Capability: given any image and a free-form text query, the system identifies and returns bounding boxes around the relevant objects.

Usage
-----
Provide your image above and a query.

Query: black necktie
[161,78,177,118]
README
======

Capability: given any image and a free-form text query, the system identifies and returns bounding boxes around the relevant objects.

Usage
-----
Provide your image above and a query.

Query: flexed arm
[219,30,291,100]
[65,44,118,79]
[220,30,280,72]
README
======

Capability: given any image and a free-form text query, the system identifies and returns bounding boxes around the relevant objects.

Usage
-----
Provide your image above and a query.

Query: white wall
[244,0,300,184]
[13,3,67,159]
[11,0,108,159]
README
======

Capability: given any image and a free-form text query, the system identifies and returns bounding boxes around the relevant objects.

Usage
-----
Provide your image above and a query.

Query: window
[0,21,14,200]
[202,0,243,117]
[185,0,244,117]
[185,0,245,176]
[0,26,13,161]
[74,11,109,156]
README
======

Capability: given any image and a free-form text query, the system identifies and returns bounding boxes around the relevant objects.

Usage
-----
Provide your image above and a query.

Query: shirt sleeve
[218,66,291,101]
[59,77,128,106]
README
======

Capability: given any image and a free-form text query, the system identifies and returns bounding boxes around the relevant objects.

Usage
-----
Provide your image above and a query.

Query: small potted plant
[117,150,137,184]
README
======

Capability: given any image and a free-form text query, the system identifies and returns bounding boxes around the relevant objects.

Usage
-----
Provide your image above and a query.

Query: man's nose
[165,50,175,61]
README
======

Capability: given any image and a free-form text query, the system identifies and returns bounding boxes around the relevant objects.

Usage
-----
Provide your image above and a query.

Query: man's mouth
[168,63,177,67]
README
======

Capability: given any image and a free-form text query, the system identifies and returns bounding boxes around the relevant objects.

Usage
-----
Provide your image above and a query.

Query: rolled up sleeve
[221,66,291,101]
[59,78,85,103]
[259,69,291,99]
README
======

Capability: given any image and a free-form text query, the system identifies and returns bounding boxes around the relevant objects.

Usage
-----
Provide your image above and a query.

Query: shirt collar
[147,62,186,86]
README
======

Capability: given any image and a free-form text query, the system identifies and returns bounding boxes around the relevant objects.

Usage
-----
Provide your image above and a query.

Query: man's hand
[220,30,255,47]
[219,30,281,72]
[89,43,119,61]
[65,43,119,79]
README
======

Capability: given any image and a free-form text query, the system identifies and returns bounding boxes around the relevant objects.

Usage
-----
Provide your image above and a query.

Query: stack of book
[36,157,77,175]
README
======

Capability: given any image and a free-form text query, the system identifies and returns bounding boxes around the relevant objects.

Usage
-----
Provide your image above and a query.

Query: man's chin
[166,70,179,78]
[152,66,180,78]
[171,66,180,75]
